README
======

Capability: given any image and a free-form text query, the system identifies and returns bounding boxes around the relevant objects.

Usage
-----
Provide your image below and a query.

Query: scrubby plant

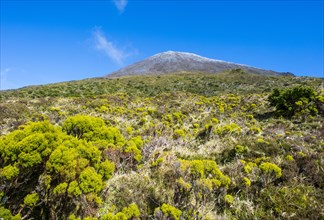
[235,145,248,154]
[249,125,262,134]
[154,204,182,220]
[215,123,242,136]
[1,73,323,219]
[242,177,251,187]
[258,185,320,219]
[62,114,105,139]
[224,194,234,204]
[101,203,140,220]
[99,160,115,180]
[259,162,282,178]
[0,165,19,180]
[285,154,294,162]
[0,120,117,219]
[0,206,21,220]
[23,193,39,207]
[176,159,231,208]
[173,129,186,139]
[268,86,323,118]
[259,162,282,185]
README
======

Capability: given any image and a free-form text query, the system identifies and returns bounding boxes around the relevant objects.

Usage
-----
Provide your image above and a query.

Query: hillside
[0,70,308,101]
[0,71,324,219]
[107,51,293,77]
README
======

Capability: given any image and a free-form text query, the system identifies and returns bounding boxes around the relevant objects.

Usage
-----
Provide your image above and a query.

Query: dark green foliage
[257,185,320,219]
[268,86,323,117]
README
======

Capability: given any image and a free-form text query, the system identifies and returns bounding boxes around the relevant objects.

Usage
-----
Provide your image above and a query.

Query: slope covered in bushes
[0,72,323,219]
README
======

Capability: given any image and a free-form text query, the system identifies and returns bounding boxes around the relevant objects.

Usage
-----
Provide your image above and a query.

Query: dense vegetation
[1,71,324,219]
[1,70,322,100]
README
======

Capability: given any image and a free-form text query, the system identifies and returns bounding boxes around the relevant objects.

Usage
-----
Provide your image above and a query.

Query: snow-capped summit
[106,51,293,77]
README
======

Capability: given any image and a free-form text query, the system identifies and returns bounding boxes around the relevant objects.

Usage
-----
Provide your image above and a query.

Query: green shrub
[0,165,19,180]
[258,185,319,219]
[53,182,68,195]
[242,177,251,187]
[173,129,186,139]
[125,141,142,162]
[268,86,322,117]
[24,193,39,207]
[224,194,234,204]
[101,203,140,220]
[235,145,248,154]
[98,160,115,180]
[179,159,231,187]
[259,162,282,178]
[0,206,21,220]
[215,123,242,136]
[154,204,182,220]
[79,167,103,193]
[68,214,81,220]
[68,181,82,197]
[242,161,257,174]
[62,115,105,139]
[122,203,140,219]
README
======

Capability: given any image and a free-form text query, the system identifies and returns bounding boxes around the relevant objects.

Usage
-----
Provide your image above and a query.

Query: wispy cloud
[113,0,128,13]
[92,27,135,65]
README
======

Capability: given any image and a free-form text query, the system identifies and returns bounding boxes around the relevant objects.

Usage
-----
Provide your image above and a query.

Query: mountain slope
[0,71,323,220]
[107,51,293,77]
[1,71,311,100]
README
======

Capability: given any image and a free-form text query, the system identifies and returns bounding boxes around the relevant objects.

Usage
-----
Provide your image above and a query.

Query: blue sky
[1,0,323,90]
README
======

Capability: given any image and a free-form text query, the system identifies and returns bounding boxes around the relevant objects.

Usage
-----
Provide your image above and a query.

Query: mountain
[1,62,323,220]
[107,51,293,77]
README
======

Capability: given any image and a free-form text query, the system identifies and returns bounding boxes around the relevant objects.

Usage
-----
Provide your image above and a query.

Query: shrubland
[0,71,323,219]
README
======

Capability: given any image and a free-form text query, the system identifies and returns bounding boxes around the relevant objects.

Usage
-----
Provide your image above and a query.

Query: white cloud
[92,28,133,65]
[113,0,128,13]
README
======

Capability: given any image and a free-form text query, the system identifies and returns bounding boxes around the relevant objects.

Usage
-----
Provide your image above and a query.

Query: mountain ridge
[106,51,294,77]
